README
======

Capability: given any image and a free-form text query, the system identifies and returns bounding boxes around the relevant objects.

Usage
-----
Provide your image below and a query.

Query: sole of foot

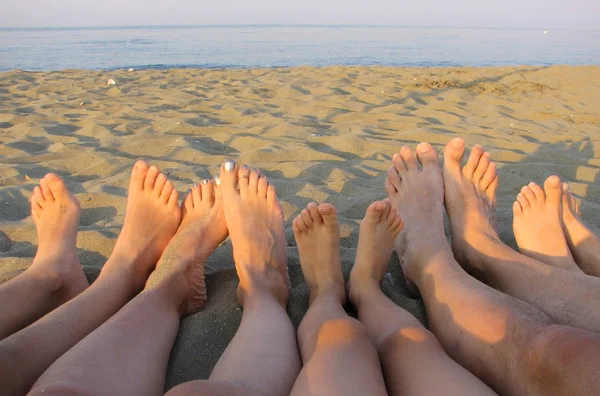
[146,179,229,316]
[384,142,450,286]
[219,161,289,307]
[442,138,501,274]
[29,173,88,302]
[292,202,346,305]
[348,200,404,306]
[103,161,182,290]
[512,176,578,271]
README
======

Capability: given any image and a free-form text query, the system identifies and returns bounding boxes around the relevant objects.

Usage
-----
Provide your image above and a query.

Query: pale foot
[145,179,228,316]
[513,176,579,271]
[102,161,181,290]
[219,161,289,306]
[561,182,600,276]
[383,143,450,284]
[28,173,88,302]
[442,138,502,274]
[292,202,346,304]
[348,200,403,306]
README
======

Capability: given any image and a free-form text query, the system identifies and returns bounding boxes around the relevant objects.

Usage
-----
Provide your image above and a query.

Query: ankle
[347,276,380,308]
[309,281,346,305]
[405,245,457,288]
[24,265,63,294]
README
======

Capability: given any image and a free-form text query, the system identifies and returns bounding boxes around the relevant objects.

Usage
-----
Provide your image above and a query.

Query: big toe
[130,160,150,190]
[416,142,440,169]
[318,203,338,227]
[544,175,562,205]
[443,138,466,174]
[219,159,240,200]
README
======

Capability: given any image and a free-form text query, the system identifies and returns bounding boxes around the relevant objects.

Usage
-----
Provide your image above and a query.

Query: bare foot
[348,200,403,306]
[384,143,449,284]
[219,161,289,306]
[28,173,88,302]
[442,138,501,274]
[292,202,345,304]
[561,183,600,276]
[145,179,228,316]
[103,161,181,290]
[512,176,579,271]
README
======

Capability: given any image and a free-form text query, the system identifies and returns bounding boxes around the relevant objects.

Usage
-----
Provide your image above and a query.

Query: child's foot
[145,180,228,316]
[219,161,289,306]
[29,173,88,302]
[348,200,403,306]
[512,176,579,271]
[102,161,182,290]
[292,202,345,304]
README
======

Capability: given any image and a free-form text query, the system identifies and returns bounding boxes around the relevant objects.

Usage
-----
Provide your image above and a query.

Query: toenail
[213,177,221,186]
[451,138,464,149]
[193,183,198,188]
[417,142,431,152]
[251,168,259,173]
[240,165,249,171]
[224,160,235,172]
[201,179,209,185]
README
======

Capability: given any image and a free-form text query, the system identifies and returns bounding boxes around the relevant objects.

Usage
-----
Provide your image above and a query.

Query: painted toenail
[451,138,464,149]
[240,165,249,170]
[201,179,209,185]
[213,177,221,186]
[224,160,235,172]
[417,142,431,152]
[193,183,198,188]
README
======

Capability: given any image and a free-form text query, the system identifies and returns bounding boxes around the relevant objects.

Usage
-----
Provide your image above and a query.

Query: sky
[1,0,598,29]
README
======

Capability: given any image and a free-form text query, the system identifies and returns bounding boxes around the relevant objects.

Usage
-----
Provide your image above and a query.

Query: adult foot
[348,200,403,306]
[103,161,181,290]
[561,182,600,276]
[292,202,345,304]
[512,176,579,271]
[28,173,88,302]
[220,161,289,306]
[442,138,501,274]
[145,180,228,316]
[384,143,450,285]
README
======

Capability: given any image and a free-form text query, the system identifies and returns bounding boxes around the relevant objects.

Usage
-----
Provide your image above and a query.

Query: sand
[0,65,599,389]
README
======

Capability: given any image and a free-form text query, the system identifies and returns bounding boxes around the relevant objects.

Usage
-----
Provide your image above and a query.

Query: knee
[28,383,87,396]
[311,317,370,347]
[378,325,439,352]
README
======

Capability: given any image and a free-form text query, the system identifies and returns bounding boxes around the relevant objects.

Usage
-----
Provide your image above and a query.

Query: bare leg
[167,163,300,396]
[289,202,387,396]
[512,176,581,272]
[30,180,228,396]
[0,174,88,340]
[442,139,600,333]
[0,161,181,396]
[561,182,600,277]
[348,199,495,396]
[385,142,600,396]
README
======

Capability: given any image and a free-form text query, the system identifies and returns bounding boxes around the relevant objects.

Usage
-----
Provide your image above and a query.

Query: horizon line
[0,23,597,32]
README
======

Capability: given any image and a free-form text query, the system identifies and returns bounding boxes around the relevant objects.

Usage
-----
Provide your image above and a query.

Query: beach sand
[1,65,599,389]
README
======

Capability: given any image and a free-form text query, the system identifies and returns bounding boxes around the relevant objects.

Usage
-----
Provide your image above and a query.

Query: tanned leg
[0,161,181,396]
[442,139,600,333]
[289,202,388,396]
[384,142,600,396]
[0,174,88,340]
[29,180,228,396]
[167,163,300,396]
[348,199,496,396]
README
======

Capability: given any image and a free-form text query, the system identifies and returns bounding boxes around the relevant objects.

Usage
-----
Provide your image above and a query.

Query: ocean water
[0,25,599,71]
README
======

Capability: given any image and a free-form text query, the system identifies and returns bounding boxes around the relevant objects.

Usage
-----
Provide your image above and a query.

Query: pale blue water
[0,25,599,71]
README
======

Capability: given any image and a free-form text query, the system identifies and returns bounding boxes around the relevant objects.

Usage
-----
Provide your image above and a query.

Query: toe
[472,152,490,183]
[40,177,54,202]
[192,182,203,206]
[486,175,499,204]
[183,191,194,213]
[168,189,179,207]
[386,205,398,226]
[392,153,407,176]
[248,168,260,195]
[293,215,307,233]
[130,160,150,190]
[387,167,401,191]
[144,166,160,191]
[267,183,278,204]
[480,162,497,190]
[400,147,418,171]
[301,208,314,228]
[385,179,397,198]
[443,138,466,175]
[238,165,250,199]
[513,201,523,216]
[544,176,562,206]
[257,175,268,198]
[200,179,215,205]
[528,182,545,202]
[521,186,537,204]
[391,215,404,233]
[318,203,338,227]
[307,202,322,225]
[219,159,240,201]
[415,142,439,169]
[46,173,68,197]
[153,174,167,197]
[462,145,484,180]
[33,186,46,207]
[517,193,530,209]
[365,200,388,223]
[160,180,174,203]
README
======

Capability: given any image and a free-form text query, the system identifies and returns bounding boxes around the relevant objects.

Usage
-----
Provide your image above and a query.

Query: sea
[0,25,599,71]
